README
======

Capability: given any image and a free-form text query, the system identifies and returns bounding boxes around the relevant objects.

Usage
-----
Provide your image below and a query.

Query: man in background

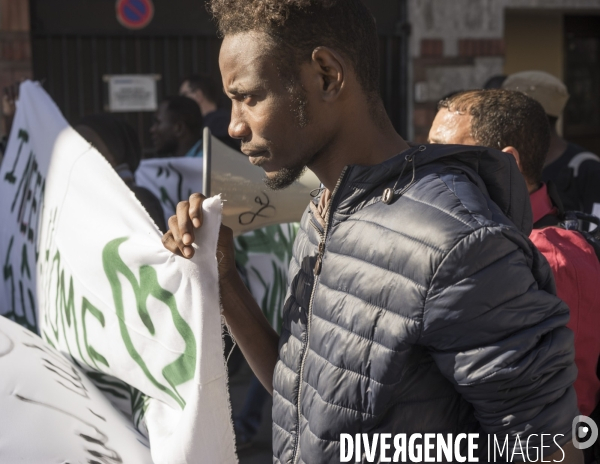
[150,96,203,158]
[429,88,600,424]
[76,114,167,232]
[503,71,600,219]
[180,74,239,149]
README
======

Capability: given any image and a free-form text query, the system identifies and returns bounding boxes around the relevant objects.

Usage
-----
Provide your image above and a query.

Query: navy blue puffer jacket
[271,144,578,463]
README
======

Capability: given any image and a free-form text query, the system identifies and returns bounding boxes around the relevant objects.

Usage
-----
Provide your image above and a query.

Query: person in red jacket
[429,88,600,416]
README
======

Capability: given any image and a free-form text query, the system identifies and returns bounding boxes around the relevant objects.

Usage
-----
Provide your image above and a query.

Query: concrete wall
[410,0,600,58]
[408,0,600,141]
[504,11,564,78]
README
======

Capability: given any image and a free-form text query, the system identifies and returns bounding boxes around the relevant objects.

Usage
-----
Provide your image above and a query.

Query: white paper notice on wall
[107,74,159,112]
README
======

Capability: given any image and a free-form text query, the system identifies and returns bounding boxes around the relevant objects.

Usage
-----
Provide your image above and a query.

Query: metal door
[30,0,409,152]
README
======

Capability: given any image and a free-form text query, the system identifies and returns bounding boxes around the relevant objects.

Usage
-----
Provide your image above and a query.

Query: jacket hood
[338,143,533,235]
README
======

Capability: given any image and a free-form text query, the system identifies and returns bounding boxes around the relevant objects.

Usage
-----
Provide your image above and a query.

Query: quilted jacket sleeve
[418,223,578,451]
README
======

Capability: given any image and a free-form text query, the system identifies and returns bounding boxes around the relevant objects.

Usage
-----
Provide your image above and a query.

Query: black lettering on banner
[12,152,43,242]
[18,279,37,330]
[1,128,45,333]
[14,394,124,464]
[42,358,90,399]
[22,339,89,399]
[3,236,37,331]
[3,236,16,316]
[0,329,14,357]
[239,192,276,225]
[3,129,29,184]
[156,163,192,213]
[88,409,107,422]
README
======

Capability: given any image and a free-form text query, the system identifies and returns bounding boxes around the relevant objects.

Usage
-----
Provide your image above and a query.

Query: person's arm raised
[162,193,280,394]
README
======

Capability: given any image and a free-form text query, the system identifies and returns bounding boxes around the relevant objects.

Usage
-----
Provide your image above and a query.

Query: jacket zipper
[292,167,348,464]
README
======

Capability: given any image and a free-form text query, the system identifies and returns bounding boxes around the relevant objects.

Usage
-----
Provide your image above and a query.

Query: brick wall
[0,0,32,134]
[407,0,600,142]
[411,48,503,143]
[409,0,507,142]
[458,39,505,58]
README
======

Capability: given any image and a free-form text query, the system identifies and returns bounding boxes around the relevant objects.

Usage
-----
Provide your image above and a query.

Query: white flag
[0,81,237,464]
[136,157,203,225]
[0,315,153,463]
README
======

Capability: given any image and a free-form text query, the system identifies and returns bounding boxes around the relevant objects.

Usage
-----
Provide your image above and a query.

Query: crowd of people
[2,0,600,462]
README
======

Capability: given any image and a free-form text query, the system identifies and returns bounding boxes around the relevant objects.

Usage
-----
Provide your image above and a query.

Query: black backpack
[559,211,600,261]
[533,182,600,261]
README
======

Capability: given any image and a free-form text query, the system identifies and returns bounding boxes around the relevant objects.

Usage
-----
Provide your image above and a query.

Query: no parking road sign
[116,0,154,30]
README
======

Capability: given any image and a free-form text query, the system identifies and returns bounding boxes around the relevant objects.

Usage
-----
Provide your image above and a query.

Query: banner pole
[202,127,211,197]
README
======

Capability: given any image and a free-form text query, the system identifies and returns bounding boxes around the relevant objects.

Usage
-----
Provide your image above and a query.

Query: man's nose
[229,106,251,140]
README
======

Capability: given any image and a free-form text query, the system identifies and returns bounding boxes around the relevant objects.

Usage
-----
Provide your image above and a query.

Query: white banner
[0,81,236,464]
[0,315,153,463]
[136,157,203,225]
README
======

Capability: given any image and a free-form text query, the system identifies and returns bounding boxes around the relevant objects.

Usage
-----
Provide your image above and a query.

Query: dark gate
[29,0,409,152]
[564,15,600,154]
[31,33,222,152]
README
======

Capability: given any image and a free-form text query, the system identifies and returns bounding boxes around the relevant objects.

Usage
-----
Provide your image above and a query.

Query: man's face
[428,108,476,146]
[150,102,179,155]
[219,32,330,190]
[180,81,203,108]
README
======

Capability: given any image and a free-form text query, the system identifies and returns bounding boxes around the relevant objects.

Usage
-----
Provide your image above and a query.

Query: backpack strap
[568,151,599,177]
[533,214,561,229]
[559,211,600,261]
[533,182,566,229]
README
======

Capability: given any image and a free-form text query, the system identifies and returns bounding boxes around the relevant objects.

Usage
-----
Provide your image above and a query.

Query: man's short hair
[182,74,221,106]
[438,89,551,185]
[163,96,203,139]
[77,114,142,171]
[208,0,380,100]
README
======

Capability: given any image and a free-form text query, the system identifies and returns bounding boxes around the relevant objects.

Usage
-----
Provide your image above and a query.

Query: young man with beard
[150,96,203,158]
[163,1,582,462]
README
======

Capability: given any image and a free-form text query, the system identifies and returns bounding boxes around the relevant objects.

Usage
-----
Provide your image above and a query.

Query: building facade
[1,1,600,152]
[409,0,600,153]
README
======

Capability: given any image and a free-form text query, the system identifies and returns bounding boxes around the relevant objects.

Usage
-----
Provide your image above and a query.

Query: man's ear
[501,146,523,171]
[310,47,346,102]
[173,120,186,137]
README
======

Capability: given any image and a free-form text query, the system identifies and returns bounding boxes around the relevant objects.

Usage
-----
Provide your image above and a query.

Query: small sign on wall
[116,0,154,30]
[104,74,160,112]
